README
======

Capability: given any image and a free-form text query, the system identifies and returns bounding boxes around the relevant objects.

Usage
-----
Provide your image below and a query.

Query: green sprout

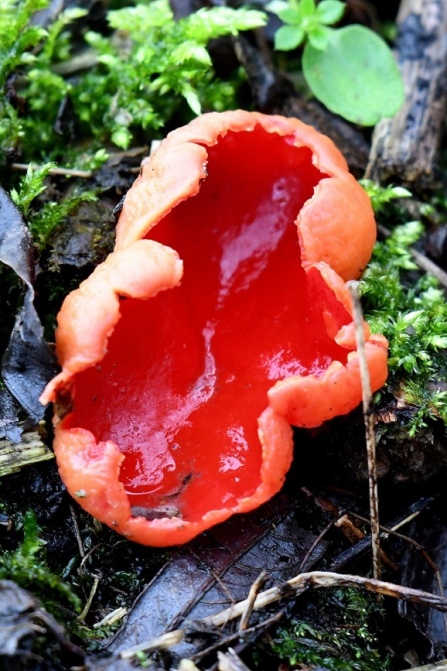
[267,0,405,125]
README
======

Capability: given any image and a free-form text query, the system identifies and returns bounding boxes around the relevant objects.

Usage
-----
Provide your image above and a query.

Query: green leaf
[172,43,211,65]
[266,0,290,14]
[10,162,57,217]
[300,0,316,18]
[274,25,305,50]
[302,25,405,125]
[277,6,301,24]
[316,0,345,25]
[307,25,331,50]
[427,335,447,349]
[111,127,131,149]
[182,86,202,115]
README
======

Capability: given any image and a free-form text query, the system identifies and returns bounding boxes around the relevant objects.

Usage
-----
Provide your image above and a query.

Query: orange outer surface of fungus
[41,111,388,547]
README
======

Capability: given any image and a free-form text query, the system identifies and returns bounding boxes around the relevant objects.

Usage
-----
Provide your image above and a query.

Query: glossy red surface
[66,128,351,522]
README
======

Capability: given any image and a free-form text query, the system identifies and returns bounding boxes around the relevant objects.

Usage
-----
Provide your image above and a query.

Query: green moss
[10,161,98,250]
[270,588,389,671]
[0,510,82,615]
[1,0,266,165]
[360,184,447,436]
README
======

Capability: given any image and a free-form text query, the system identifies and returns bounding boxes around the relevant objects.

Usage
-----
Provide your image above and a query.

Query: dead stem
[190,612,283,664]
[69,505,85,559]
[298,517,336,573]
[405,662,447,671]
[377,223,447,290]
[347,280,381,580]
[11,163,93,179]
[239,571,267,631]
[120,630,185,659]
[350,509,447,636]
[217,648,252,670]
[118,571,447,661]
[77,575,100,622]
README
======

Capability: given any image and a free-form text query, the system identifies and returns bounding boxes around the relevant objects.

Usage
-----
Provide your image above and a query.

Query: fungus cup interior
[63,126,354,523]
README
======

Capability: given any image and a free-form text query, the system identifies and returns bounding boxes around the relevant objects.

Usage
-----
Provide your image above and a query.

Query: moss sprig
[0,510,81,614]
[361,186,447,436]
[1,0,266,165]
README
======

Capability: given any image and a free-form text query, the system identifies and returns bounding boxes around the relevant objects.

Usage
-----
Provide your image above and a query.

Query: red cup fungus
[41,111,388,547]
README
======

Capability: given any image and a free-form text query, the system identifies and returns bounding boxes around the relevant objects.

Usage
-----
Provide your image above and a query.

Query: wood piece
[366,0,447,186]
[217,648,252,671]
[408,663,447,671]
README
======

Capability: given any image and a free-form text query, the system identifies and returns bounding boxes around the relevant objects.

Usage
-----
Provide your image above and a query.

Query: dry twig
[118,571,447,661]
[239,572,266,631]
[217,648,252,671]
[11,162,93,179]
[377,223,447,291]
[407,662,447,671]
[347,281,381,580]
[190,612,283,664]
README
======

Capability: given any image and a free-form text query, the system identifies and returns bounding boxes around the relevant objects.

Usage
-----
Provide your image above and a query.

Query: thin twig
[120,630,185,659]
[118,571,447,660]
[377,223,447,290]
[217,648,253,671]
[239,571,267,631]
[191,612,283,663]
[11,162,93,179]
[93,606,128,629]
[69,505,85,559]
[350,510,447,636]
[298,517,336,573]
[77,575,100,622]
[410,248,447,289]
[347,281,381,580]
[391,510,421,531]
[204,571,447,627]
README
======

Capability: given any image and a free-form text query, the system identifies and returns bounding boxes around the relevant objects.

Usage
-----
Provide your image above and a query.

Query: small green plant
[10,162,97,248]
[267,0,404,125]
[0,510,81,614]
[360,180,411,215]
[3,0,266,163]
[72,1,266,149]
[360,186,447,435]
[0,0,47,88]
[0,0,48,160]
[10,162,57,216]
[271,588,388,670]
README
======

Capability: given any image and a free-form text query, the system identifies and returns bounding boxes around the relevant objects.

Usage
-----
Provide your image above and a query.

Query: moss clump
[1,0,266,165]
[0,510,81,616]
[270,588,389,671]
[360,184,447,436]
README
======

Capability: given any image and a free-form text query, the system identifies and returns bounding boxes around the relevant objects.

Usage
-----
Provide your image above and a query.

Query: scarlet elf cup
[41,111,388,547]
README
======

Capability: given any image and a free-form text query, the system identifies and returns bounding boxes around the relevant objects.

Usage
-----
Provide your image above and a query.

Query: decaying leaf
[0,579,43,656]
[0,579,84,662]
[108,495,326,662]
[0,184,58,425]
